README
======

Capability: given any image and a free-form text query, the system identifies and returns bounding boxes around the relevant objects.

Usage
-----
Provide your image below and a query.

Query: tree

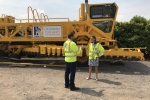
[114,15,150,55]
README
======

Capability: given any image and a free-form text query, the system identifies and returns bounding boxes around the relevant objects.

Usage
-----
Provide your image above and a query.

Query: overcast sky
[0,0,150,22]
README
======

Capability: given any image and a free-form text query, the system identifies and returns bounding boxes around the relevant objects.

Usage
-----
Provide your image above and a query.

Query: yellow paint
[0,1,146,63]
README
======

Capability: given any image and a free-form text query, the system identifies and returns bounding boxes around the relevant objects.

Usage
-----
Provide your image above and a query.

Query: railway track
[0,57,66,67]
[0,55,149,67]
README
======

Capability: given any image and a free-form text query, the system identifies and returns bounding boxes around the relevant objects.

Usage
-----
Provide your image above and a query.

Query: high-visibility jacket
[63,39,82,62]
[89,43,104,60]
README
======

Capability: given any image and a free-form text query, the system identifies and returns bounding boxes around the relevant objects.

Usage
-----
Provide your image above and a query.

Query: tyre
[77,56,88,67]
[8,53,21,59]
[0,50,9,57]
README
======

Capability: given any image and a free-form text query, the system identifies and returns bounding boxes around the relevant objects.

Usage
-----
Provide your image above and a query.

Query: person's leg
[70,62,76,88]
[95,66,98,79]
[64,62,70,88]
[87,66,92,79]
[86,60,93,80]
[95,58,99,80]
[70,62,79,90]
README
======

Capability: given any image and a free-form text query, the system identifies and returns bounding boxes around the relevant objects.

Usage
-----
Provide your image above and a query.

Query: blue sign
[33,26,43,37]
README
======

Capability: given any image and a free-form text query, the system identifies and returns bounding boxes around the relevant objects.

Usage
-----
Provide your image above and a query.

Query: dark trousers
[65,62,76,89]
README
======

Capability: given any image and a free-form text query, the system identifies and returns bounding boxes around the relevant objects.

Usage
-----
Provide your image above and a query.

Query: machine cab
[89,3,118,34]
[79,1,118,38]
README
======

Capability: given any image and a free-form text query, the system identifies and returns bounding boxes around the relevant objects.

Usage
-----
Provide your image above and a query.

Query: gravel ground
[0,61,150,100]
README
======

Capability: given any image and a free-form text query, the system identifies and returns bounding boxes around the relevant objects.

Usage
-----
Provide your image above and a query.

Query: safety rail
[15,18,70,23]
[0,6,70,23]
[40,13,49,22]
[27,6,70,23]
[1,14,6,18]
[28,6,44,23]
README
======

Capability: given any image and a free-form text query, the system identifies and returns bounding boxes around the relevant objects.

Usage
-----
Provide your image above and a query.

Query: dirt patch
[0,61,150,100]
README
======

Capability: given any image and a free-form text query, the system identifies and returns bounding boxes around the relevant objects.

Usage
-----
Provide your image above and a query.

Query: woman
[86,36,104,81]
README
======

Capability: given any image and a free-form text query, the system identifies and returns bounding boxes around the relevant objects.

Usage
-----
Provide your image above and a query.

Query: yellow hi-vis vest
[63,39,82,62]
[89,43,104,60]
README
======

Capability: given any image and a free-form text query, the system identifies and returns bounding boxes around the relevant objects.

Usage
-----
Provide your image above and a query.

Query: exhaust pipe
[85,0,88,14]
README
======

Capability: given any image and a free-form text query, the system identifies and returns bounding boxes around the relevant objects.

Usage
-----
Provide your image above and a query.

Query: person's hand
[80,45,84,49]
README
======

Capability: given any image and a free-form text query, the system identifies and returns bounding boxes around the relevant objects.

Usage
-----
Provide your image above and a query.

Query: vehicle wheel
[77,56,88,67]
[28,55,35,58]
[8,53,21,59]
[0,50,9,57]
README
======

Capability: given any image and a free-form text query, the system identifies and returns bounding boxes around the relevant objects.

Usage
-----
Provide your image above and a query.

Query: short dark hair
[91,36,97,44]
[68,32,74,39]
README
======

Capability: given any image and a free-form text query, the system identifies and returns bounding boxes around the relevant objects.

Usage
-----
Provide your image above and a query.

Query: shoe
[65,86,70,88]
[86,77,91,80]
[70,87,80,91]
[96,78,98,81]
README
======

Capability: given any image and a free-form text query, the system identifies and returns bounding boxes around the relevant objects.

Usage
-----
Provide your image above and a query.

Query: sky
[0,0,150,22]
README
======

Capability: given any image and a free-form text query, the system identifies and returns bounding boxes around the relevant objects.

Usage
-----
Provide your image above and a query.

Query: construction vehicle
[0,0,146,64]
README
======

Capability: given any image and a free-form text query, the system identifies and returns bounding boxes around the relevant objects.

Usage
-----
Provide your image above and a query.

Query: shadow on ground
[46,61,150,75]
[76,61,150,75]
[98,79,122,85]
[79,88,105,97]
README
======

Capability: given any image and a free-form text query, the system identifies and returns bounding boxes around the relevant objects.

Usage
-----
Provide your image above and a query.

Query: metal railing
[0,6,70,23]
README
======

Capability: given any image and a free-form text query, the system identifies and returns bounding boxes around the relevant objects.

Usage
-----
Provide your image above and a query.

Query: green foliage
[114,15,150,54]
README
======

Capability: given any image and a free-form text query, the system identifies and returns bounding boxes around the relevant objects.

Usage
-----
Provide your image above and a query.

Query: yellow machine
[0,0,146,64]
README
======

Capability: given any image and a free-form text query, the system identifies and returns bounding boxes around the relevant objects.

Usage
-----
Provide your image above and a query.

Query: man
[63,32,84,91]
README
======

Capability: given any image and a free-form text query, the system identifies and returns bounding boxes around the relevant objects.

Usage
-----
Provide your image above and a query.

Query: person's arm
[63,42,66,48]
[70,42,82,54]
[98,43,105,56]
